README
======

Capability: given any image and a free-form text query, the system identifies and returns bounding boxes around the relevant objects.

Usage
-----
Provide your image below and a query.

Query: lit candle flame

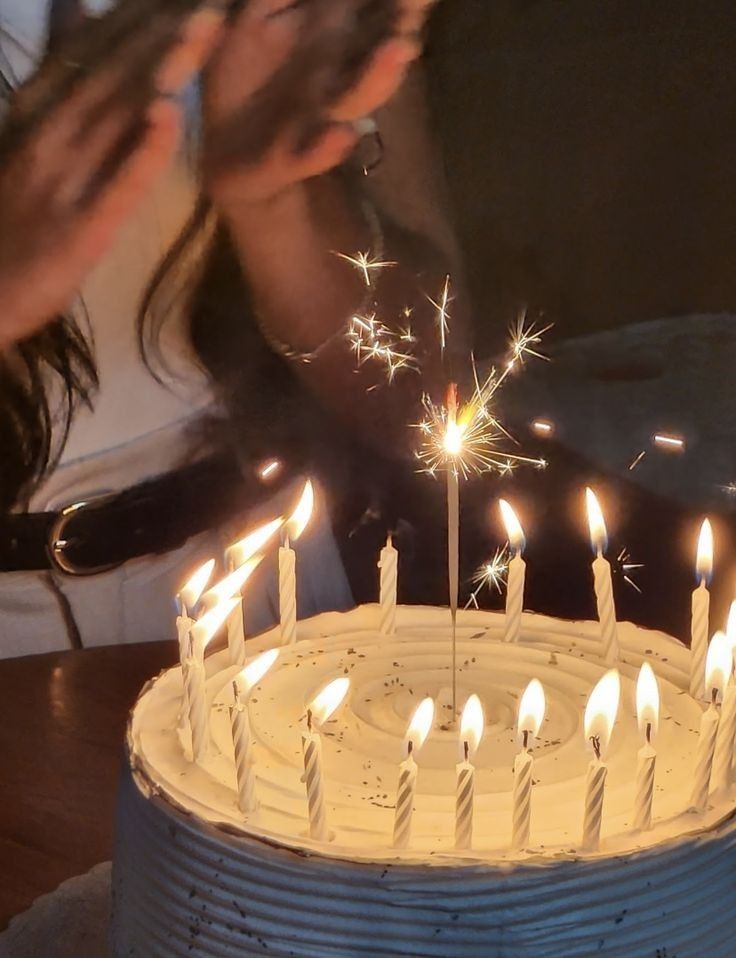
[404,697,435,756]
[585,488,609,555]
[308,677,350,728]
[460,694,484,759]
[190,597,240,653]
[584,670,621,757]
[227,516,284,568]
[200,556,263,609]
[517,678,546,741]
[499,499,526,554]
[178,559,216,610]
[288,480,315,542]
[237,648,279,696]
[705,631,731,700]
[695,518,714,585]
[636,662,660,740]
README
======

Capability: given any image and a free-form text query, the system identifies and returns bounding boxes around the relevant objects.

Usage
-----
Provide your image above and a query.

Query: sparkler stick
[446,386,461,716]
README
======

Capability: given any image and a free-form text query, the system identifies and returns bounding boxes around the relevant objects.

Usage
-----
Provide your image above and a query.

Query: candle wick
[522,729,530,750]
[307,708,313,732]
[645,722,652,745]
[407,739,414,757]
[284,533,291,551]
[387,533,393,548]
[712,687,719,707]
[464,740,470,762]
[590,734,601,761]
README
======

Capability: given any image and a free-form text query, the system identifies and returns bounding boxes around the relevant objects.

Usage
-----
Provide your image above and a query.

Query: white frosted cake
[112,605,736,957]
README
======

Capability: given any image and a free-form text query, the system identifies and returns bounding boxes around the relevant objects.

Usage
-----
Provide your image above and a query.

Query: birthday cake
[111,604,736,958]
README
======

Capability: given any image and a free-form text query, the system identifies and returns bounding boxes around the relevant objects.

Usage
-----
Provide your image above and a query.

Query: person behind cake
[0,0,456,657]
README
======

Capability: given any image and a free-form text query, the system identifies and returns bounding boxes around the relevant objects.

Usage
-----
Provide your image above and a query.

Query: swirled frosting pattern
[112,607,736,957]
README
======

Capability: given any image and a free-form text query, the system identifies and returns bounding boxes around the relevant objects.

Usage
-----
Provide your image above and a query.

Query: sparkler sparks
[427,275,452,353]
[346,313,418,382]
[335,250,397,287]
[506,314,553,370]
[614,547,644,594]
[465,548,509,609]
[414,353,548,478]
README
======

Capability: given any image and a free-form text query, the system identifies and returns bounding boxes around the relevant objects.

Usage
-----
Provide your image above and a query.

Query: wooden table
[0,642,175,930]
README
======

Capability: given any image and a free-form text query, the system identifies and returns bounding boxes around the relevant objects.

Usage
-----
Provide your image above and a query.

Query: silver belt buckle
[47,492,123,576]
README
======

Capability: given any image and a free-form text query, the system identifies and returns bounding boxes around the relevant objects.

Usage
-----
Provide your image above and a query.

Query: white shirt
[0,2,354,656]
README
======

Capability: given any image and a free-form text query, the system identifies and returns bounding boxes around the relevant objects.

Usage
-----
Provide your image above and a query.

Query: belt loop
[41,572,84,650]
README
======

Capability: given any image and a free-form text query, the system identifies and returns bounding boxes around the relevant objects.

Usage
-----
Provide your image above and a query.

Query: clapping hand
[204,0,437,206]
[0,6,223,347]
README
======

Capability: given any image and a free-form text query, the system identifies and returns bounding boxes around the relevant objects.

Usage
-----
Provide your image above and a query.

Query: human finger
[208,0,302,101]
[289,122,359,180]
[329,36,420,123]
[154,8,225,95]
[68,99,181,259]
[62,8,221,146]
[398,0,437,35]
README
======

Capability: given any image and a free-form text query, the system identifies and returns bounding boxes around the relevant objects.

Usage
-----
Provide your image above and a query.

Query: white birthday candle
[186,598,239,763]
[585,490,619,665]
[512,679,546,849]
[392,698,434,849]
[230,649,279,815]
[691,632,730,811]
[302,677,349,841]
[499,500,526,644]
[690,519,714,700]
[633,662,660,832]
[711,607,736,795]
[581,670,620,851]
[225,516,285,662]
[379,535,399,636]
[455,694,484,850]
[280,480,315,645]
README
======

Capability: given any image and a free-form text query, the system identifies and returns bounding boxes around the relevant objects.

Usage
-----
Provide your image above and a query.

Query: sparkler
[614,547,644,594]
[414,359,548,478]
[506,314,554,370]
[335,250,397,287]
[427,275,452,354]
[413,316,550,717]
[347,313,418,382]
[465,548,510,610]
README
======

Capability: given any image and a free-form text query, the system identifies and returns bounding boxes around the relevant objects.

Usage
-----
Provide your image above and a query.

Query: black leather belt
[0,454,287,575]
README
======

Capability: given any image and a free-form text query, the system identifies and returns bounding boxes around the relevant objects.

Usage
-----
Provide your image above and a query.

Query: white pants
[0,480,353,658]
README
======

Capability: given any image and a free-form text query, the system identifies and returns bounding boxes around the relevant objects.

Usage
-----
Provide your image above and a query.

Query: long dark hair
[137,194,334,475]
[0,62,97,512]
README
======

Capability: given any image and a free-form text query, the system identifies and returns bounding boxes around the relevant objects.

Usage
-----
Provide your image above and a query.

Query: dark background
[426,0,736,352]
[339,1,736,641]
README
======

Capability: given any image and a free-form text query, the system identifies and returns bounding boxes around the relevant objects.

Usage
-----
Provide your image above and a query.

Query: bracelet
[259,195,386,364]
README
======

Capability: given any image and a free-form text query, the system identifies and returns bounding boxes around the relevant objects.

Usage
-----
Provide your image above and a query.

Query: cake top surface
[128,605,736,865]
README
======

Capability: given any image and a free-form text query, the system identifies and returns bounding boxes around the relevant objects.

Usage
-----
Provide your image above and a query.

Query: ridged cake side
[112,763,736,957]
